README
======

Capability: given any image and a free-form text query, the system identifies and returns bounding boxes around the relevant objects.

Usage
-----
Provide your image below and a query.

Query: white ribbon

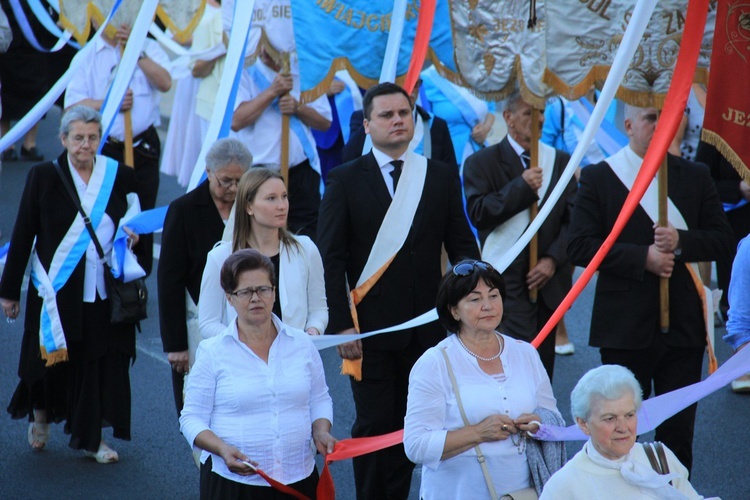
[482,142,556,268]
[187,0,256,191]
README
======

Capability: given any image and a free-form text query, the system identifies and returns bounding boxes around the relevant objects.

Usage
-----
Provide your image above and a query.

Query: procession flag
[701,0,750,183]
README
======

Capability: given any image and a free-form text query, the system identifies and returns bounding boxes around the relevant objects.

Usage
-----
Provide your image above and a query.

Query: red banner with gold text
[701,0,750,183]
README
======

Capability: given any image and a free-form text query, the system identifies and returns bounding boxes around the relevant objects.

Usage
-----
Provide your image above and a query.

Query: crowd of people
[0,1,748,499]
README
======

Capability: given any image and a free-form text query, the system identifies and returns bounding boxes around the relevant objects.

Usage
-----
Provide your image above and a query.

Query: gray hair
[60,105,102,137]
[205,138,253,173]
[504,90,526,113]
[570,365,643,422]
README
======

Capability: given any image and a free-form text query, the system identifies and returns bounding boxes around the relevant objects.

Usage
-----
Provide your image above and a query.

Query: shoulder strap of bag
[642,443,662,473]
[53,159,106,261]
[440,348,499,500]
[654,442,672,477]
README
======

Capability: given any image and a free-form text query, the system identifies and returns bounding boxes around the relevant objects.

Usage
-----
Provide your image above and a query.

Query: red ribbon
[254,468,311,500]
[531,0,709,348]
[317,430,404,500]
[254,2,710,497]
[402,0,436,95]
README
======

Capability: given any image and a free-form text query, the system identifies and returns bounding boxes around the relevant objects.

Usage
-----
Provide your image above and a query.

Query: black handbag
[53,160,148,326]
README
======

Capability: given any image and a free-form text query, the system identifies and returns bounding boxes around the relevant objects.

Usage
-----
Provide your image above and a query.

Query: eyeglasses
[228,285,275,301]
[68,135,101,146]
[452,260,493,276]
[211,171,241,189]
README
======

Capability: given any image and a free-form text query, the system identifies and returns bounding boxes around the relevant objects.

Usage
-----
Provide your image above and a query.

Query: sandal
[28,422,50,451]
[84,441,119,464]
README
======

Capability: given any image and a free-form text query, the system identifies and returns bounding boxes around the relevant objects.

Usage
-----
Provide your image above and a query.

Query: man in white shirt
[65,24,172,275]
[231,45,331,240]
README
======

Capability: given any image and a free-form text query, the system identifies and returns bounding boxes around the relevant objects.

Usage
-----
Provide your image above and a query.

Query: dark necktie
[389,160,404,193]
[520,150,531,168]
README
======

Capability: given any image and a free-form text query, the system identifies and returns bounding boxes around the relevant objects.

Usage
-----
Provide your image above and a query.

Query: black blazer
[463,137,577,312]
[340,106,457,168]
[157,180,226,353]
[0,153,139,378]
[317,152,479,350]
[567,153,734,349]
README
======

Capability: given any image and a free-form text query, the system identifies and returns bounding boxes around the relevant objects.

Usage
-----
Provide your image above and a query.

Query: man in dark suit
[317,83,479,499]
[463,91,576,381]
[340,79,457,168]
[157,139,251,415]
[567,105,733,472]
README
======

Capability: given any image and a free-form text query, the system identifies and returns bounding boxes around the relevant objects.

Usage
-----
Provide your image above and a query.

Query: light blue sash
[31,156,118,357]
[249,65,320,173]
[8,0,77,52]
[421,69,486,152]
[334,78,356,144]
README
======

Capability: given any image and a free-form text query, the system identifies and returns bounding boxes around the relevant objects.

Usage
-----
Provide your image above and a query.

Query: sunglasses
[451,261,494,276]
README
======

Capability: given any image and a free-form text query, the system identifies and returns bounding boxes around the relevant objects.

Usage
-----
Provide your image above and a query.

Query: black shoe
[20,146,43,162]
[2,148,18,162]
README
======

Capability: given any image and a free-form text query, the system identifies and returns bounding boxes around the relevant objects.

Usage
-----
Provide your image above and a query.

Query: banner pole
[529,108,541,304]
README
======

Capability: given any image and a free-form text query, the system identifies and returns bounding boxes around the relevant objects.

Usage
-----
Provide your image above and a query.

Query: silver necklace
[456,332,503,362]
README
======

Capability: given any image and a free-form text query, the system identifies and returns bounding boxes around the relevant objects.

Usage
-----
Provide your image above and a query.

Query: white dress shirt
[371,147,407,198]
[404,334,561,499]
[65,37,170,140]
[68,156,115,303]
[232,60,331,168]
[180,316,333,486]
[507,134,529,168]
[198,237,328,339]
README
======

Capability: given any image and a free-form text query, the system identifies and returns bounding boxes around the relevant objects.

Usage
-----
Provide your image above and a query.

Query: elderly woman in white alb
[541,365,716,499]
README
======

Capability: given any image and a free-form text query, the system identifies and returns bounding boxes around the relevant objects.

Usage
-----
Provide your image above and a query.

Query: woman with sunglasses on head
[181,249,336,498]
[404,259,565,499]
[199,167,327,340]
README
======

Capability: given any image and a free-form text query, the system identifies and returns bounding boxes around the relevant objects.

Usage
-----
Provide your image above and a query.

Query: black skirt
[7,298,135,452]
[200,456,319,500]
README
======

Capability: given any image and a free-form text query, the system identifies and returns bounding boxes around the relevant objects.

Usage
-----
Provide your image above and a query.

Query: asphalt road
[0,108,748,499]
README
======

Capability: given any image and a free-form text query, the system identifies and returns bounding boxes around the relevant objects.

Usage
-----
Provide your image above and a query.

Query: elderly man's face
[503,100,543,150]
[577,393,638,460]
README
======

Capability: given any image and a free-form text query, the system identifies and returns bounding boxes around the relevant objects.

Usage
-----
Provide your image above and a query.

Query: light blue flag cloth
[111,207,168,281]
[289,0,455,95]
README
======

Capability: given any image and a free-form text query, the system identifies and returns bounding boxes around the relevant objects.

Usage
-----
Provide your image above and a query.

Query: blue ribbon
[249,65,320,173]
[111,206,168,279]
[27,0,81,49]
[334,79,355,145]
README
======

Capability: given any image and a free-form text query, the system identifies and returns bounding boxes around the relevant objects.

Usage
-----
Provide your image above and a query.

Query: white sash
[482,142,556,268]
[356,151,428,288]
[31,155,117,361]
[607,146,715,346]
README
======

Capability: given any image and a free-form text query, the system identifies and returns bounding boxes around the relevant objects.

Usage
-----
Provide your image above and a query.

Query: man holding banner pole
[464,91,576,382]
[317,83,479,500]
[567,104,733,472]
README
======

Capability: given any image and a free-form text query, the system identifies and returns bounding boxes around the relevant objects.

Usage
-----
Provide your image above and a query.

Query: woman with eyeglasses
[0,106,143,463]
[181,249,336,498]
[198,167,327,340]
[404,259,565,499]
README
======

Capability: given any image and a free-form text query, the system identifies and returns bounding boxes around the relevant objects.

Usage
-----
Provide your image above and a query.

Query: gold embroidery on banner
[723,1,750,63]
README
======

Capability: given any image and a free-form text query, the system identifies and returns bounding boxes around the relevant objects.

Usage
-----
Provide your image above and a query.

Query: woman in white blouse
[181,249,335,498]
[404,259,563,499]
[199,167,327,339]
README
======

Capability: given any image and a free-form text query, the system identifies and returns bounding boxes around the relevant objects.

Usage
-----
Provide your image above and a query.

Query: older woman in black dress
[0,105,142,463]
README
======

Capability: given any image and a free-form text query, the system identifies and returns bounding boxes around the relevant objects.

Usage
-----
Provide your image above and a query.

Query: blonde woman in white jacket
[199,168,327,340]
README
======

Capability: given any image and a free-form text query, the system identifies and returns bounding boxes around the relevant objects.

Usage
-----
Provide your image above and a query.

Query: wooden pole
[529,108,541,304]
[658,155,669,332]
[121,46,134,168]
[279,52,291,185]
